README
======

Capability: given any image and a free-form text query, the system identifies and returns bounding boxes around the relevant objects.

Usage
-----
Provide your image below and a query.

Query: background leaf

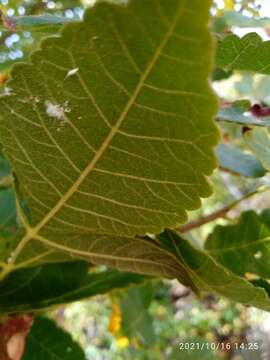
[217,105,270,127]
[216,143,266,178]
[22,316,86,360]
[244,127,270,171]
[205,211,270,279]
[216,33,270,75]
[120,281,156,346]
[0,262,145,314]
[158,230,270,311]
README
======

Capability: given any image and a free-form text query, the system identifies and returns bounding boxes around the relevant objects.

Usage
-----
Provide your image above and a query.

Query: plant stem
[178,186,270,234]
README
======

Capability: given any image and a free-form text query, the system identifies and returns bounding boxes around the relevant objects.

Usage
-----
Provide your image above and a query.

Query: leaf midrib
[11,1,187,263]
[207,235,270,253]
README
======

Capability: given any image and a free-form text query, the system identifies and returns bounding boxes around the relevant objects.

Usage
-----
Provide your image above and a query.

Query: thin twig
[178,187,270,234]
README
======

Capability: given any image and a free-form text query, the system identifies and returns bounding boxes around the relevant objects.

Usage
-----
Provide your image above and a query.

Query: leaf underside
[160,231,270,311]
[0,0,218,279]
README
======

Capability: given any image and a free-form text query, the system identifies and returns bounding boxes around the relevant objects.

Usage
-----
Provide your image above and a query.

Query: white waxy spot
[65,68,79,79]
[254,251,262,259]
[45,100,70,121]
[3,87,12,96]
[64,100,71,113]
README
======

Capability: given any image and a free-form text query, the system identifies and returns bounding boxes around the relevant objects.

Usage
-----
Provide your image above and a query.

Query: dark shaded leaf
[217,106,270,127]
[23,317,86,360]
[0,261,145,313]
[169,337,215,360]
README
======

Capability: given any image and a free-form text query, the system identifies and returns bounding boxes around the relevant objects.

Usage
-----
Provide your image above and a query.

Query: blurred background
[1,0,270,359]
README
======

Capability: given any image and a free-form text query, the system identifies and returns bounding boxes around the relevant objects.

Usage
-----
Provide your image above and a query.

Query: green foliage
[217,33,270,75]
[0,149,11,180]
[23,317,86,359]
[159,231,270,311]
[0,262,145,313]
[206,211,270,279]
[0,13,74,32]
[1,0,270,358]
[120,281,156,346]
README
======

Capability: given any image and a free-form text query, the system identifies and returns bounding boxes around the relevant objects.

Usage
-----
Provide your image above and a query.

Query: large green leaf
[0,0,218,278]
[0,262,145,314]
[205,211,270,279]
[158,231,270,311]
[23,317,86,360]
[216,33,270,75]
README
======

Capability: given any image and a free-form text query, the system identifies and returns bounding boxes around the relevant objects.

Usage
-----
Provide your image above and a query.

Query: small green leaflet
[216,33,270,75]
[206,211,270,279]
[0,0,218,279]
